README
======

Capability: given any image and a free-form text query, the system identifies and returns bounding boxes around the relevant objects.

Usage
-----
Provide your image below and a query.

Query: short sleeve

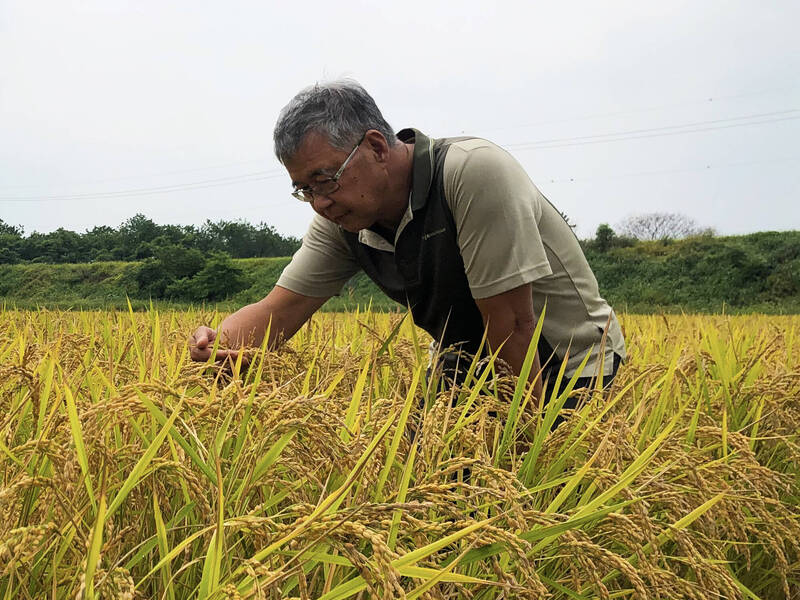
[443,140,552,299]
[276,214,361,297]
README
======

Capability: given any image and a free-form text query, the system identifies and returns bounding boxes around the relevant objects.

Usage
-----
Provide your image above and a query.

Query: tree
[84,225,119,260]
[165,252,249,301]
[0,219,23,237]
[119,214,161,259]
[594,224,616,252]
[0,214,301,264]
[18,229,86,263]
[135,245,206,298]
[194,253,248,300]
[616,212,711,241]
[0,220,23,264]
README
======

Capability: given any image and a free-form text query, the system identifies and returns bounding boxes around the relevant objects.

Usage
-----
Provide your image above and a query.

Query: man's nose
[311,193,334,211]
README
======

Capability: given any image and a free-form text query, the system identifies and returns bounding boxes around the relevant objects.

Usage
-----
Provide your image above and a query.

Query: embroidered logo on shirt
[422,228,446,240]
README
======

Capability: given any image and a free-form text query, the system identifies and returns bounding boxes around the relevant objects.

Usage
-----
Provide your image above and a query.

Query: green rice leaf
[106,395,185,520]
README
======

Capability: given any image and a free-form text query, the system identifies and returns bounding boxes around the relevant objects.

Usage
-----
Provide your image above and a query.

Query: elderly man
[190,80,626,401]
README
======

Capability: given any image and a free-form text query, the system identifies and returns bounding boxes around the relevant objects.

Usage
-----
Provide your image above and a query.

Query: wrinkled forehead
[285,130,346,187]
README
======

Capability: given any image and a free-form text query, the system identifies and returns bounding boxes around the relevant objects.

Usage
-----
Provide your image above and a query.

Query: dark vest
[342,129,555,362]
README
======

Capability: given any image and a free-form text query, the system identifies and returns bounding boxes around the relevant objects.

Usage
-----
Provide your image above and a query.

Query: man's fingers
[190,346,213,362]
[188,326,245,365]
[192,326,216,348]
[219,349,240,362]
[189,346,239,363]
[189,326,217,361]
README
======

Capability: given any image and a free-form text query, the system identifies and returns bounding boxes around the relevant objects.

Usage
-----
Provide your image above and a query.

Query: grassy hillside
[583,231,800,313]
[0,257,398,312]
[1,231,798,312]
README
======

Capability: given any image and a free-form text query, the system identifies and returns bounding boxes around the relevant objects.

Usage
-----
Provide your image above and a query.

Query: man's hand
[189,326,239,362]
[187,287,330,364]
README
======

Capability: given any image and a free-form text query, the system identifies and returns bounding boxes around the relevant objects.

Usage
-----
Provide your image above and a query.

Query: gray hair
[273,80,397,163]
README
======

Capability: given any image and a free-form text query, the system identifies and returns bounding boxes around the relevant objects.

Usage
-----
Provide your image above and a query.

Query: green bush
[165,253,249,301]
[135,259,170,298]
[135,246,207,298]
[768,258,800,297]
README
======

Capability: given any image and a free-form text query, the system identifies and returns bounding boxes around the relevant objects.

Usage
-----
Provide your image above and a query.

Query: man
[190,80,626,402]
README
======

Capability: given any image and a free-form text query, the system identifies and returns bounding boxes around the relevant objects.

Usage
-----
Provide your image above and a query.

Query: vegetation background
[1,214,798,313]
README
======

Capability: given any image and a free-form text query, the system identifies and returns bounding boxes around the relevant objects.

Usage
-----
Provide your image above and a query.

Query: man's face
[284,130,386,233]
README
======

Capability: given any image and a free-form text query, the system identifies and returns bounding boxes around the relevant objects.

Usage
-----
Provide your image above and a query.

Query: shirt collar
[358,228,395,252]
[357,191,415,252]
[348,129,432,251]
[396,128,434,211]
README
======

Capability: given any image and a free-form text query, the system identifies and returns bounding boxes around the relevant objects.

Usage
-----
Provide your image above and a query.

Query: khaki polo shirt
[278,135,626,377]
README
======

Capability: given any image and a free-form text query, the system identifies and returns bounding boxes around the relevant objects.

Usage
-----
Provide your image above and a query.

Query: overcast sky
[1,1,798,240]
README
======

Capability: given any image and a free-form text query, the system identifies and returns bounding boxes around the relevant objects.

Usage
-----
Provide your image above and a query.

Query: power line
[2,109,797,203]
[0,170,286,202]
[505,110,800,151]
[479,82,800,133]
[0,158,279,192]
[263,155,800,210]
[505,109,798,146]
[4,86,797,194]
[537,156,800,184]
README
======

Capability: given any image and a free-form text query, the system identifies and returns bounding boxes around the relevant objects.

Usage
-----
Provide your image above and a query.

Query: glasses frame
[291,133,367,203]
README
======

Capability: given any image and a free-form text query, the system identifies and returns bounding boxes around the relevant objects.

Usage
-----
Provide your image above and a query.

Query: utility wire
[2,109,797,203]
[3,86,797,194]
[266,155,800,209]
[0,158,280,192]
[505,109,797,145]
[538,156,800,184]
[479,81,800,133]
[505,110,799,150]
[0,170,286,202]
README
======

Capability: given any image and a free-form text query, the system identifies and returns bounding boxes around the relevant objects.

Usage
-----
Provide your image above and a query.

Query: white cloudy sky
[1,1,798,240]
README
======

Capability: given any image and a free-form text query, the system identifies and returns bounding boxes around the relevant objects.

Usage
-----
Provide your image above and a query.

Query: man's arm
[474,283,543,399]
[189,286,329,361]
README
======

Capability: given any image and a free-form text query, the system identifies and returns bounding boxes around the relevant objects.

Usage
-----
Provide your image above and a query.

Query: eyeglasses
[291,133,366,203]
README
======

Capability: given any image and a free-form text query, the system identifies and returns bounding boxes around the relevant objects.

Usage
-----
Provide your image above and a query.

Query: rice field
[0,308,798,599]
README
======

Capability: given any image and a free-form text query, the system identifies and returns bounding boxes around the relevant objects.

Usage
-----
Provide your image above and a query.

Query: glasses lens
[292,180,339,203]
[292,189,313,203]
[314,180,339,196]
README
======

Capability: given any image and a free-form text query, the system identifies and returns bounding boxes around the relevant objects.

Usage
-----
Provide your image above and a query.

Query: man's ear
[364,129,391,163]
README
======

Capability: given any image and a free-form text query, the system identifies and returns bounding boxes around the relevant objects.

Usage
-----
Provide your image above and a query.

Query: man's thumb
[195,328,212,347]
